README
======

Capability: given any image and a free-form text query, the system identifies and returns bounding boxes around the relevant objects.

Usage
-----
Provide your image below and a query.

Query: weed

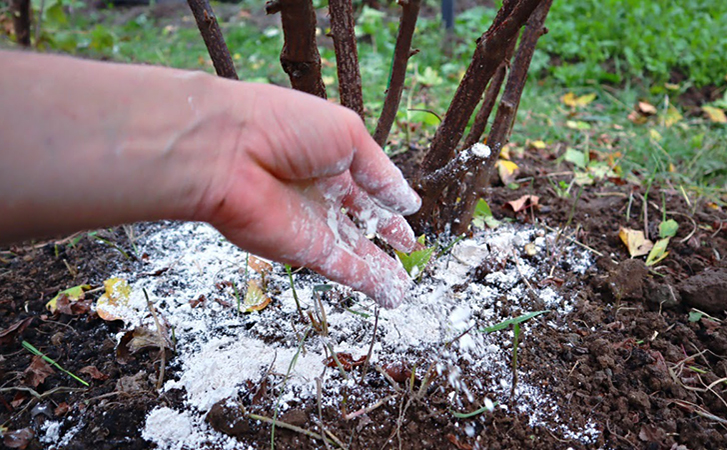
[21,340,89,387]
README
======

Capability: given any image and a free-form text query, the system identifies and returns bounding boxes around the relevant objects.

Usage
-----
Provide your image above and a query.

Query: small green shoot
[478,310,549,333]
[437,235,466,258]
[395,235,434,279]
[450,399,498,418]
[22,341,89,387]
[688,311,703,322]
[271,326,311,450]
[472,199,501,229]
[285,264,306,322]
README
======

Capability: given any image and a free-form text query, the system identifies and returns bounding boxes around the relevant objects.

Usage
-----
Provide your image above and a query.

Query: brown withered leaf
[127,325,173,354]
[248,256,272,276]
[618,227,654,257]
[11,392,28,408]
[3,428,34,449]
[446,433,473,450]
[79,365,108,381]
[54,294,92,316]
[506,195,540,213]
[0,317,33,346]
[324,352,367,371]
[54,402,70,417]
[22,356,54,388]
[639,424,666,443]
[382,361,412,383]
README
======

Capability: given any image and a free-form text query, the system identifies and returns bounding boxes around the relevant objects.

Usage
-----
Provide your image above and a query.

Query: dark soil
[3,143,727,449]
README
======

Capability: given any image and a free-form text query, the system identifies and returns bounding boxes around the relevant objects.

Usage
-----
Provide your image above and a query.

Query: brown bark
[11,0,31,47]
[410,0,543,231]
[187,0,238,80]
[462,38,517,149]
[279,0,327,98]
[373,0,422,147]
[453,0,553,234]
[329,0,364,119]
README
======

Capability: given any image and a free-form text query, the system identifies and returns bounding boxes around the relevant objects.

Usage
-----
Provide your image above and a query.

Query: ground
[2,144,727,449]
[2,1,727,449]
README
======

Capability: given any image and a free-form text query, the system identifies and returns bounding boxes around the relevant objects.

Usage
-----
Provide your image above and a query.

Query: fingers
[216,167,411,308]
[347,130,422,216]
[245,84,421,216]
[315,173,417,253]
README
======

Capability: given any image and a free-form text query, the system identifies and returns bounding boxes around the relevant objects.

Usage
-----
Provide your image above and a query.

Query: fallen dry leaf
[325,352,367,371]
[627,110,648,125]
[382,361,412,383]
[0,317,33,346]
[637,101,657,115]
[248,256,272,276]
[506,195,540,213]
[79,365,109,381]
[126,326,173,354]
[496,160,519,185]
[96,277,132,323]
[446,433,473,450]
[54,402,70,417]
[243,279,272,312]
[22,356,54,388]
[618,227,654,257]
[702,105,727,124]
[3,428,34,449]
[46,284,91,313]
[54,294,92,316]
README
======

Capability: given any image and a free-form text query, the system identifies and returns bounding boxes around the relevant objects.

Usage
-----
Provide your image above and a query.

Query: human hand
[197,83,421,308]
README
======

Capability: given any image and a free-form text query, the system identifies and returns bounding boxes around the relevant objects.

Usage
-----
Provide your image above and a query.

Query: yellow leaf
[618,227,654,258]
[664,105,682,127]
[664,83,680,91]
[702,106,727,124]
[561,92,596,108]
[649,129,662,141]
[96,277,132,322]
[566,120,591,130]
[46,284,91,313]
[243,280,271,312]
[530,140,547,149]
[646,238,670,266]
[496,160,519,185]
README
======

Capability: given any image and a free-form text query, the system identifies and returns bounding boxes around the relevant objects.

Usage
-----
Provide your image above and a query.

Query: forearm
[0,50,240,243]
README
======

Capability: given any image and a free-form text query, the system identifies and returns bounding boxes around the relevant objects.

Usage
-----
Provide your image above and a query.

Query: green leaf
[688,311,703,322]
[450,402,498,418]
[659,219,679,239]
[395,238,435,279]
[472,199,501,229]
[479,310,549,333]
[46,284,91,312]
[564,148,588,168]
[645,238,670,266]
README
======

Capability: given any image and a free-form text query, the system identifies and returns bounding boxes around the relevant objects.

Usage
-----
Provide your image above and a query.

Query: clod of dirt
[115,371,150,394]
[605,258,647,301]
[279,409,308,428]
[205,399,250,438]
[679,267,727,314]
[644,278,681,309]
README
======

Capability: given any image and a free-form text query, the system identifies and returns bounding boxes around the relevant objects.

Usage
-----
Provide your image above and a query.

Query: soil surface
[2,142,727,450]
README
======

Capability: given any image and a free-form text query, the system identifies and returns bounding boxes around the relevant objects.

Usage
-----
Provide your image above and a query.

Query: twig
[373,0,422,147]
[542,224,605,257]
[343,394,398,420]
[358,308,379,385]
[248,412,340,446]
[329,0,364,119]
[144,289,167,391]
[315,378,331,450]
[186,0,238,79]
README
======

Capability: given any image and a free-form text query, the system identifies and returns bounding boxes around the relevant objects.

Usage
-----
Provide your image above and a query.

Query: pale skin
[0,50,421,308]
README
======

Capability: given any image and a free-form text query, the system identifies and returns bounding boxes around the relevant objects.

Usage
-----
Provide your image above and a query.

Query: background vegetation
[2,0,726,195]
